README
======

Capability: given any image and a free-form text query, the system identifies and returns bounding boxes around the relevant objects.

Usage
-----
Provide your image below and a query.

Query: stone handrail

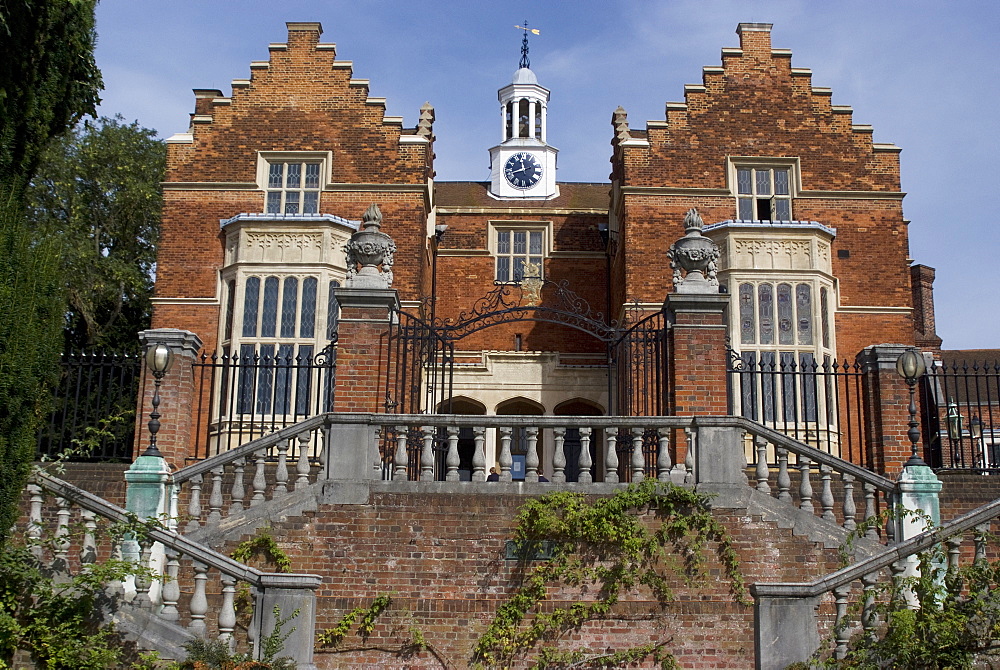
[753,496,1000,668]
[30,470,321,668]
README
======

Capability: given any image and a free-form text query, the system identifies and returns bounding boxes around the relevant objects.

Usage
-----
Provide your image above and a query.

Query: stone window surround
[726,156,801,222]
[488,220,552,283]
[255,150,333,214]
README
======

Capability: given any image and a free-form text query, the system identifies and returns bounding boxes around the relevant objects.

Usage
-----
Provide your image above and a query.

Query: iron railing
[727,350,871,464]
[37,351,142,461]
[191,345,336,460]
[921,359,1000,470]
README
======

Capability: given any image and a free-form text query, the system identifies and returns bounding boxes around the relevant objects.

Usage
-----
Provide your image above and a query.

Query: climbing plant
[472,479,748,669]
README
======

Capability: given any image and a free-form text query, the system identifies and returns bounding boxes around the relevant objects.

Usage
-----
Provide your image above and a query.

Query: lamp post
[895,349,927,467]
[143,342,174,458]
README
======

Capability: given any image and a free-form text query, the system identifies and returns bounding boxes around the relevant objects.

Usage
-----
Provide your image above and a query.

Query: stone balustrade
[172,415,327,531]
[29,470,321,669]
[753,495,1000,668]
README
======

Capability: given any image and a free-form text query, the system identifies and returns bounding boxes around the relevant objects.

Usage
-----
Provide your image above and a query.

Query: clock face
[504,152,543,189]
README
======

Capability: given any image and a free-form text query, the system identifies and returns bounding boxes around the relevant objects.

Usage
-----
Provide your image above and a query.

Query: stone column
[858,344,923,477]
[135,328,203,468]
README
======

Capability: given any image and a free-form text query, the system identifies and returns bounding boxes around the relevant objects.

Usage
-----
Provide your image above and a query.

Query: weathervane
[515,21,539,69]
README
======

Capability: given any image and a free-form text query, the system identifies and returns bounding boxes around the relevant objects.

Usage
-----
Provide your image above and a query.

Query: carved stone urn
[667,208,720,294]
[344,203,396,289]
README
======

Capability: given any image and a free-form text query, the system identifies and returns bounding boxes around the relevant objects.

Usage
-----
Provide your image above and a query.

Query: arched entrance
[554,399,605,482]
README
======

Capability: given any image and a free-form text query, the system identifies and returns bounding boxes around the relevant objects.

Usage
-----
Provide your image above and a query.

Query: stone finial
[344,203,396,288]
[667,208,720,294]
[613,106,631,143]
[416,102,435,139]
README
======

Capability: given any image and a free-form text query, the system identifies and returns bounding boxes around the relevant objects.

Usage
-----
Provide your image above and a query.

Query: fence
[191,345,336,460]
[37,351,142,461]
[921,358,1000,470]
[727,350,871,465]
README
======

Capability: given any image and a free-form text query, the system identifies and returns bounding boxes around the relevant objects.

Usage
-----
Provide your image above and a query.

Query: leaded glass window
[496,229,544,282]
[736,167,792,222]
[265,162,321,214]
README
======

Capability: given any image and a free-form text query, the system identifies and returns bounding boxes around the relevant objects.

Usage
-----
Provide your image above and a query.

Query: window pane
[224,280,236,341]
[797,283,813,345]
[513,257,526,281]
[286,163,301,188]
[760,351,776,422]
[274,344,294,414]
[738,197,753,221]
[821,287,831,349]
[774,198,791,221]
[529,231,542,255]
[266,192,281,214]
[303,191,318,214]
[256,344,275,414]
[737,168,752,195]
[755,169,772,195]
[304,163,320,189]
[301,277,317,339]
[513,231,526,254]
[261,277,279,338]
[740,350,758,420]
[774,169,790,195]
[280,277,298,338]
[296,345,314,415]
[497,257,509,282]
[777,283,793,345]
[780,351,797,422]
[497,231,510,254]
[801,352,817,422]
[284,191,300,214]
[242,277,260,337]
[758,283,774,345]
[739,283,755,344]
[268,163,283,189]
[237,344,256,414]
[327,280,340,339]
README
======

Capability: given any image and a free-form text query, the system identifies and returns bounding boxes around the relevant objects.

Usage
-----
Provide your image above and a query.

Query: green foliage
[473,480,747,669]
[174,606,298,670]
[0,536,146,668]
[231,531,292,574]
[0,191,65,549]
[318,594,392,648]
[0,0,103,192]
[824,548,1000,669]
[27,115,165,350]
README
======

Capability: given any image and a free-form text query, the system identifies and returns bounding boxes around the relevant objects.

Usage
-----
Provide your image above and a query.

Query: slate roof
[434,181,610,211]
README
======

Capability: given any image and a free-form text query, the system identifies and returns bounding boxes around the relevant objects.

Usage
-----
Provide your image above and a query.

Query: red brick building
[150,21,937,473]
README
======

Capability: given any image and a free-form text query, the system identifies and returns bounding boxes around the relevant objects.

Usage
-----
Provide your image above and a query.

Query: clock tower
[489,29,559,200]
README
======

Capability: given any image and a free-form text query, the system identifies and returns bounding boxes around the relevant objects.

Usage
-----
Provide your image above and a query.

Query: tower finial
[514,22,539,69]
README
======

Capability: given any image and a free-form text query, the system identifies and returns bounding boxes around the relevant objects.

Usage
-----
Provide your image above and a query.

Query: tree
[0,0,103,550]
[28,116,166,350]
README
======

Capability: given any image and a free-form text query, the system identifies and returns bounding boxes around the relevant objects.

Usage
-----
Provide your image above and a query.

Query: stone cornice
[837,305,912,314]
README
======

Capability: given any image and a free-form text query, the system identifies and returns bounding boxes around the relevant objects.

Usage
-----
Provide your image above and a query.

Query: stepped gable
[611,22,901,192]
[166,22,433,185]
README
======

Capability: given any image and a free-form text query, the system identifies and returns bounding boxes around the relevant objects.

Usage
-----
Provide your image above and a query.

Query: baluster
[134,538,154,609]
[656,427,670,483]
[393,425,409,481]
[889,560,907,608]
[471,426,487,482]
[863,483,878,540]
[274,439,290,494]
[974,525,989,566]
[884,492,896,543]
[525,427,539,482]
[160,547,181,621]
[604,428,619,483]
[945,535,963,600]
[207,466,224,526]
[833,584,851,660]
[218,574,237,650]
[842,474,857,531]
[861,571,879,641]
[631,427,645,483]
[27,483,42,558]
[54,497,70,571]
[189,560,209,636]
[820,465,836,522]
[755,436,770,493]
[798,457,814,514]
[552,427,567,484]
[229,457,246,514]
[579,427,593,484]
[684,426,695,483]
[419,426,435,481]
[498,426,512,482]
[295,432,312,489]
[776,448,791,502]
[80,509,97,565]
[446,425,462,481]
[251,449,267,505]
[186,475,203,531]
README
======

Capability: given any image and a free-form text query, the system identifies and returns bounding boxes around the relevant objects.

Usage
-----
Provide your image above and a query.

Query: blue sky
[94,1,999,351]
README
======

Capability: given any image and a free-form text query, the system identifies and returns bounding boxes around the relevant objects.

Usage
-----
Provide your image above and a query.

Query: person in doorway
[486,467,500,482]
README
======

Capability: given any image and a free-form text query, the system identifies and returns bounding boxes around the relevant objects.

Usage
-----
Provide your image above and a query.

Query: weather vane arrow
[515,21,540,69]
